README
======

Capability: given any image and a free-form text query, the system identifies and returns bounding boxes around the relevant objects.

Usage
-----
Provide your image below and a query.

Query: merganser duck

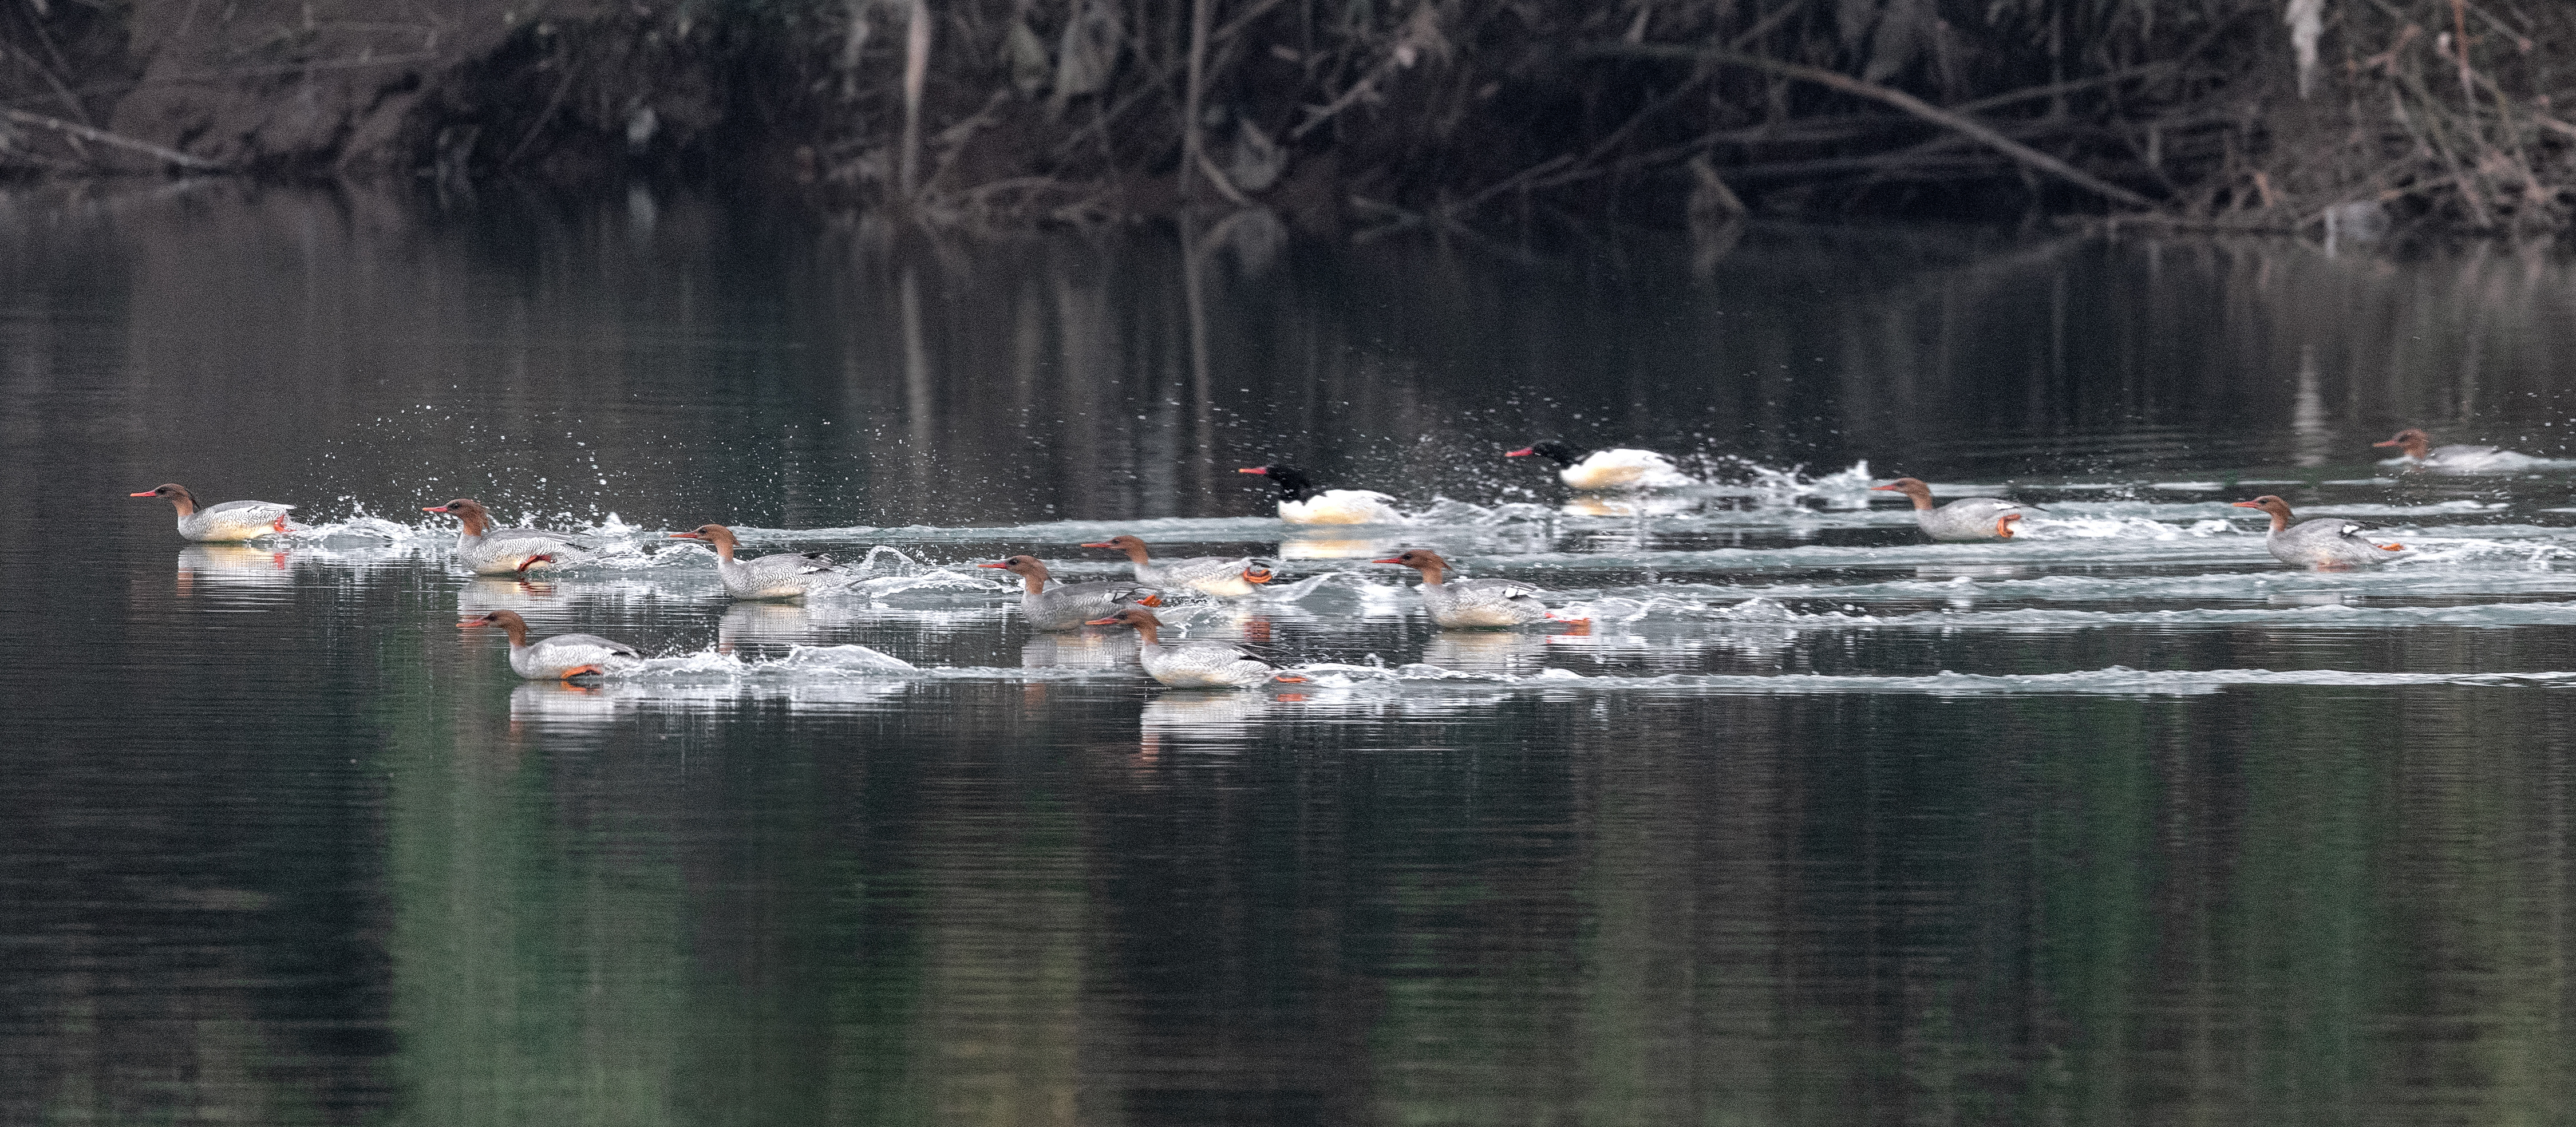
[1237,465,1404,524]
[1084,606,1303,688]
[2373,428,2527,473]
[1505,442,1694,490]
[458,609,642,679]
[1080,535,1275,598]
[2231,496,2405,568]
[1869,477,2031,541]
[129,484,294,541]
[978,555,1164,631]
[423,498,598,575]
[1373,549,1571,628]
[668,524,848,600]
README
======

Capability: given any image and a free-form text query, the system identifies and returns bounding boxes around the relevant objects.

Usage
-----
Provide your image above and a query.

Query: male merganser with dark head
[1237,465,1404,524]
[1870,477,2031,541]
[2373,428,2527,473]
[979,555,1164,631]
[1505,442,1693,491]
[1373,549,1574,628]
[458,609,642,679]
[1084,606,1303,688]
[1080,535,1275,598]
[129,484,294,542]
[669,524,848,600]
[423,498,598,575]
[2231,496,2405,568]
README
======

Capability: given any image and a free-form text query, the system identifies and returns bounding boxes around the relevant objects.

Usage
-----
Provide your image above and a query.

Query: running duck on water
[1373,549,1576,628]
[1084,606,1303,688]
[979,555,1164,631]
[2373,428,2529,473]
[1081,535,1275,598]
[2231,495,2405,568]
[669,524,848,600]
[423,498,599,575]
[129,484,294,542]
[1869,477,2033,541]
[1505,442,1694,490]
[1237,465,1405,524]
[458,609,642,679]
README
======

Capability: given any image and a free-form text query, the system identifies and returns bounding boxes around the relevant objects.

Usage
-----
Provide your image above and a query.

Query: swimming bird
[1081,535,1275,598]
[1084,606,1303,688]
[1869,477,2032,541]
[423,498,598,575]
[1506,442,1694,490]
[129,484,294,542]
[457,609,642,679]
[2231,496,2405,568]
[669,524,848,600]
[1373,548,1571,628]
[2374,428,2528,473]
[979,555,1164,631]
[1237,465,1404,524]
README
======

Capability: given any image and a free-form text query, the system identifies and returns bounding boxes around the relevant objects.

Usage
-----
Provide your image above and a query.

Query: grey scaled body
[2233,495,2404,568]
[670,524,848,600]
[426,497,598,575]
[459,609,642,679]
[1085,606,1297,688]
[130,484,295,542]
[1082,535,1274,598]
[1870,477,2031,541]
[982,555,1163,631]
[1376,549,1555,628]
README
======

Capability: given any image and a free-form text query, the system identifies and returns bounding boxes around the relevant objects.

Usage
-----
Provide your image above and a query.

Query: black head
[1238,464,1320,501]
[1506,442,1582,468]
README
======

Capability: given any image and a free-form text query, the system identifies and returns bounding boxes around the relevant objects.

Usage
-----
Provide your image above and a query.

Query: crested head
[1506,441,1582,467]
[424,497,493,535]
[1870,477,1935,509]
[670,524,740,556]
[1239,464,1320,501]
[458,607,531,643]
[1372,548,1449,581]
[2374,428,2433,457]
[1080,535,1152,560]
[2231,495,2294,530]
[130,483,196,513]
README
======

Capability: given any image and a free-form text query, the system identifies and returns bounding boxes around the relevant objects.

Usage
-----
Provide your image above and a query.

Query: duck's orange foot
[560,665,605,679]
[1273,675,1309,683]
[516,554,555,575]
[271,514,290,533]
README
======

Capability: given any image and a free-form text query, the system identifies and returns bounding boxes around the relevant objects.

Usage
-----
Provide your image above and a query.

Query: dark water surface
[8,183,2576,1124]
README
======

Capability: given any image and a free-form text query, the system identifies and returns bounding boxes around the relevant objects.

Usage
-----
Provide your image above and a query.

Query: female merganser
[458,609,642,679]
[1373,549,1568,628]
[1084,606,1303,688]
[1505,442,1694,490]
[1869,477,2031,541]
[668,524,848,600]
[1080,535,1275,598]
[129,484,294,541]
[2373,428,2527,473]
[2231,496,2405,568]
[978,555,1164,631]
[423,498,598,575]
[1237,465,1404,524]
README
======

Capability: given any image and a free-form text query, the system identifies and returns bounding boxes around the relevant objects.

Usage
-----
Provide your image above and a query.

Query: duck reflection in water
[1421,630,1549,675]
[174,543,294,597]
[457,575,564,617]
[1139,691,1274,759]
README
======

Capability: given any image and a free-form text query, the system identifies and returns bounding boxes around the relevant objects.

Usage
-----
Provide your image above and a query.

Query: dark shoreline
[5,0,2569,237]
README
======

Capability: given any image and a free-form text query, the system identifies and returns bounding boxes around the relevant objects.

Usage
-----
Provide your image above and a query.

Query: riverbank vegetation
[3,0,2572,236]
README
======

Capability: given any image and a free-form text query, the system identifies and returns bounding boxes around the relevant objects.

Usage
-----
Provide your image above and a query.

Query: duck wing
[545,634,641,658]
[1445,578,1545,608]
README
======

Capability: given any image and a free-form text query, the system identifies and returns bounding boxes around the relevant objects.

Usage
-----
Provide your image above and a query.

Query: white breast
[1279,490,1403,525]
